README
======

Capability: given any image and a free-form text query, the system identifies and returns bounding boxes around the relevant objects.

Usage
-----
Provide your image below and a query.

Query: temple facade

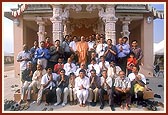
[4,3,164,77]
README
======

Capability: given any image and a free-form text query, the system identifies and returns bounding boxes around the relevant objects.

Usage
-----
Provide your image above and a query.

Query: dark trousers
[98,88,114,106]
[117,57,127,73]
[44,87,56,104]
[47,61,57,71]
[114,90,131,105]
[64,52,71,63]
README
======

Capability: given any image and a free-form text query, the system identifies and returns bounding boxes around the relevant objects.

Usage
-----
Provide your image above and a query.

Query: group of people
[17,34,148,111]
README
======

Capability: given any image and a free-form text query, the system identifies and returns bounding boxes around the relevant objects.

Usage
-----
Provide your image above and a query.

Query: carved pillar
[36,17,46,46]
[99,5,118,45]
[120,17,131,43]
[50,5,64,43]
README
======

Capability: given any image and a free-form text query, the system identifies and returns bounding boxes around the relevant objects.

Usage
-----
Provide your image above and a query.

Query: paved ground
[3,64,165,113]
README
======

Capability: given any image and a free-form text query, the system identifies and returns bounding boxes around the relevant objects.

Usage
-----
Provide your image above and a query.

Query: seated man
[114,71,131,110]
[54,69,69,107]
[99,56,110,72]
[75,69,90,107]
[64,58,77,76]
[69,73,77,105]
[87,58,100,77]
[107,61,122,79]
[27,64,46,103]
[18,61,34,105]
[37,68,58,105]
[54,57,64,74]
[128,66,147,105]
[75,62,88,77]
[88,69,100,106]
[98,70,115,111]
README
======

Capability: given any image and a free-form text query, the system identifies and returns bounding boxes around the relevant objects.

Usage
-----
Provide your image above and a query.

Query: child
[69,73,77,105]
[127,53,137,75]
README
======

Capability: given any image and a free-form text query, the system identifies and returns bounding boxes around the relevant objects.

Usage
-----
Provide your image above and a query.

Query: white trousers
[69,88,77,101]
[21,81,31,100]
[56,87,69,104]
[37,58,47,69]
[76,89,89,104]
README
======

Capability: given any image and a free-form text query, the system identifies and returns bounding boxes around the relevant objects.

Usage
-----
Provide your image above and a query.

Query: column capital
[36,17,46,25]
[99,5,118,23]
[120,17,131,24]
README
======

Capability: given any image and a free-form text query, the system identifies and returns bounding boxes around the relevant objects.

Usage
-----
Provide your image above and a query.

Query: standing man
[116,38,130,73]
[62,35,71,62]
[96,37,108,58]
[35,41,50,69]
[49,40,64,70]
[75,69,90,107]
[98,70,115,111]
[30,40,39,70]
[44,37,54,49]
[88,69,100,106]
[130,40,143,69]
[76,36,89,65]
[104,39,117,63]
[17,44,31,86]
[114,71,131,110]
[54,69,69,107]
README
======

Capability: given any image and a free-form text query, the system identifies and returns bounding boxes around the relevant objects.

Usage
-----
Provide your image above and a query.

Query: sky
[2,3,165,53]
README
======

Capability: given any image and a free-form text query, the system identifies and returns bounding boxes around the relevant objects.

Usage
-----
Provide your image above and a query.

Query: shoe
[54,102,60,106]
[69,101,73,105]
[73,100,77,105]
[125,105,130,110]
[62,103,66,107]
[90,102,93,106]
[92,102,96,106]
[110,106,115,111]
[100,105,104,109]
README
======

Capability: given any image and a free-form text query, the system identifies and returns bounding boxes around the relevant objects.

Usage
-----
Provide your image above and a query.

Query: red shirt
[44,42,53,49]
[54,63,64,74]
[127,57,137,70]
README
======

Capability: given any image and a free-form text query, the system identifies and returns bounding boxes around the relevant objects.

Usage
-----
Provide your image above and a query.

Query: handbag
[143,88,154,100]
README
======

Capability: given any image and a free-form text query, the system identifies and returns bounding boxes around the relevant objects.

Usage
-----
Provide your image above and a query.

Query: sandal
[24,104,30,110]
[42,107,47,111]
[82,104,86,107]
[48,108,53,111]
[120,105,124,109]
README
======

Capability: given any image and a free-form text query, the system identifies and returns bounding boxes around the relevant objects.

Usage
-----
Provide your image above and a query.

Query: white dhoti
[76,89,89,104]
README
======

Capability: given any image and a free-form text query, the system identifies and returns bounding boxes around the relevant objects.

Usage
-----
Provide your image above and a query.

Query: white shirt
[96,43,108,58]
[107,66,122,78]
[100,76,112,90]
[69,41,77,52]
[75,68,88,77]
[17,51,31,70]
[99,61,110,70]
[128,73,146,84]
[88,41,95,51]
[64,63,77,76]
[87,63,100,76]
[32,69,47,89]
[41,73,58,90]
[75,76,90,90]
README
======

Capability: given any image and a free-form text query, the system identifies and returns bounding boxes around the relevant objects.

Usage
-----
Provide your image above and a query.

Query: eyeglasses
[60,71,65,73]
